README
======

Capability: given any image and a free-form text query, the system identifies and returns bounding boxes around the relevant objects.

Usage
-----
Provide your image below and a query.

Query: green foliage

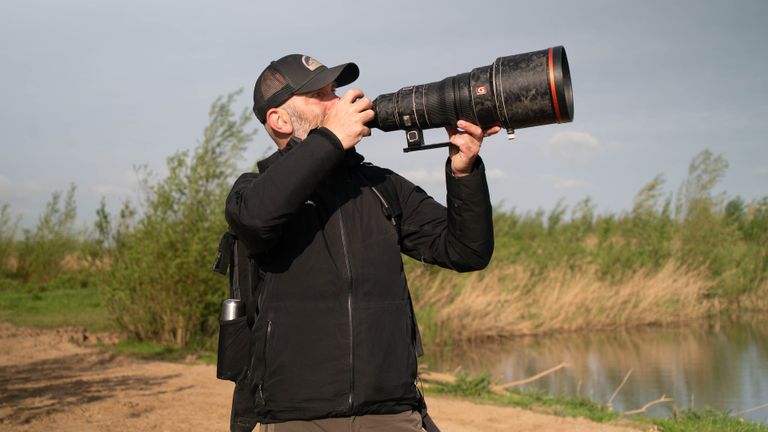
[432,372,494,397]
[102,90,257,348]
[653,408,768,432]
[674,152,762,299]
[94,196,112,249]
[675,150,729,218]
[512,388,619,423]
[0,202,20,275]
[487,150,767,301]
[14,184,81,285]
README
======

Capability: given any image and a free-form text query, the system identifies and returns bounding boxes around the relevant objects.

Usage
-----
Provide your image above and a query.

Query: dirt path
[0,322,640,431]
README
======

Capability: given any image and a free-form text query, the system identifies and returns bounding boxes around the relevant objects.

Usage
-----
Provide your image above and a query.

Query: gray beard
[285,106,323,140]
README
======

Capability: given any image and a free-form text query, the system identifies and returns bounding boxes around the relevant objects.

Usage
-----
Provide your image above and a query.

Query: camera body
[368,46,574,152]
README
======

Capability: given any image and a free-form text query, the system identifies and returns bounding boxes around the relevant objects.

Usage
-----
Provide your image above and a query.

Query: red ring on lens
[548,47,563,123]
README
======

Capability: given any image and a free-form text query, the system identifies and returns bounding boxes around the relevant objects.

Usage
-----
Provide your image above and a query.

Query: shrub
[0,203,19,276]
[102,91,257,347]
[14,184,81,285]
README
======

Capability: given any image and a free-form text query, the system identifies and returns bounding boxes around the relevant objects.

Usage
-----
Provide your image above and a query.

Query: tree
[0,203,20,275]
[103,90,258,347]
[15,184,79,283]
[675,149,729,220]
[94,197,112,249]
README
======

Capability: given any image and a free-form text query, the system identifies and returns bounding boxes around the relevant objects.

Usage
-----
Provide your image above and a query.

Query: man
[225,54,500,432]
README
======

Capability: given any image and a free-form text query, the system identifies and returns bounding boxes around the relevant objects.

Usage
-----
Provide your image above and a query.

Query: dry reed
[739,278,768,312]
[409,261,717,345]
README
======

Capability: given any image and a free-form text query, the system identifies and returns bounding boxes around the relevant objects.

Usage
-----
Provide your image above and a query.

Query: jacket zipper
[257,320,272,405]
[337,179,355,412]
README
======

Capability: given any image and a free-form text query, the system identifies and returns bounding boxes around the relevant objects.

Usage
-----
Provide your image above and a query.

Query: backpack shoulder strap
[350,166,441,430]
[213,231,239,299]
[358,163,402,243]
[212,231,234,276]
[215,172,266,324]
[357,164,424,358]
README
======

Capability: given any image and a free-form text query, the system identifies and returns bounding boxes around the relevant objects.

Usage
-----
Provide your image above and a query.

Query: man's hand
[446,120,502,177]
[322,89,374,150]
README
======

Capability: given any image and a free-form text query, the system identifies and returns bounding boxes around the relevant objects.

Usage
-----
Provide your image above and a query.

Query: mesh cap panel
[258,66,288,102]
[253,66,293,123]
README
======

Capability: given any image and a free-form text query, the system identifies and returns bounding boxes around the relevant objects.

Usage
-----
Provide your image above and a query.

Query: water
[427,317,768,424]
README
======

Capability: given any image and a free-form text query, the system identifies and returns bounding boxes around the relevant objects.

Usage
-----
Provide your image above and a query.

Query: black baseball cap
[253,54,359,124]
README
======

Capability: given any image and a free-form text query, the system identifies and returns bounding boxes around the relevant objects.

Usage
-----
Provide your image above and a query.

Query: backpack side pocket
[217,316,251,381]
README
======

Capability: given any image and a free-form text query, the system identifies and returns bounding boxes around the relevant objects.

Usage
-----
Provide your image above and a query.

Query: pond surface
[426,317,768,424]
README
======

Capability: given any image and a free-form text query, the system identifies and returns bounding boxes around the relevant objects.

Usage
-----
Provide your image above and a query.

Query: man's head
[253,54,359,146]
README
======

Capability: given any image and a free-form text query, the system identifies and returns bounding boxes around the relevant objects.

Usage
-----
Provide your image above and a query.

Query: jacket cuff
[445,156,486,181]
[445,156,490,203]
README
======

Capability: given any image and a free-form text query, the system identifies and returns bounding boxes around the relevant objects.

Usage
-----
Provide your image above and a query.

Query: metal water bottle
[220,298,244,321]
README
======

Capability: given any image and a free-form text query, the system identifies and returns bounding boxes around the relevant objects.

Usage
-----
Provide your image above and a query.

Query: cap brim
[295,62,359,94]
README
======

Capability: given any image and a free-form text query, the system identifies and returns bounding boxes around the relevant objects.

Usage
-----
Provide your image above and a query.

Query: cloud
[756,168,768,175]
[545,131,602,163]
[545,175,591,190]
[486,169,507,180]
[92,184,135,196]
[398,169,444,185]
[0,175,49,200]
[91,170,142,198]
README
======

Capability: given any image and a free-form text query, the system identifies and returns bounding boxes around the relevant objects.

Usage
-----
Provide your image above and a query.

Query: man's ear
[266,108,293,136]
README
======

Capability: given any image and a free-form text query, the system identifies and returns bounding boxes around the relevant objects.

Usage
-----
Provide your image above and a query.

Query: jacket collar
[257,133,364,173]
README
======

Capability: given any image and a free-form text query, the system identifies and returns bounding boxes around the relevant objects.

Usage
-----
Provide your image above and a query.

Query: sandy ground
[0,321,642,432]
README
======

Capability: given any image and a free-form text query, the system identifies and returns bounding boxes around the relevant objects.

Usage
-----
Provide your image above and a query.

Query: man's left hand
[446,121,502,177]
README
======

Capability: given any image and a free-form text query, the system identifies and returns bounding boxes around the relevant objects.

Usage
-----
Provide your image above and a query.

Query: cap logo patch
[302,56,323,71]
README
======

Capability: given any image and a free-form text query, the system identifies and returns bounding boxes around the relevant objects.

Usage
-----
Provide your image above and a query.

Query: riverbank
[407,260,728,346]
[0,321,640,432]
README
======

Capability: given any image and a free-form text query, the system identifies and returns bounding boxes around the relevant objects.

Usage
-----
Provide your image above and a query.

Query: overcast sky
[1,0,766,229]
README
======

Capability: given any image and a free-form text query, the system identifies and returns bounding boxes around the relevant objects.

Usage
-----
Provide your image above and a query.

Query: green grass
[424,372,768,431]
[104,339,177,358]
[0,272,218,365]
[424,372,621,424]
[0,272,115,332]
[101,338,217,365]
[654,409,768,432]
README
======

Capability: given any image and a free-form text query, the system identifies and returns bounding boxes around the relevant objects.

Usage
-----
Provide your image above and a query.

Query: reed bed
[408,261,716,345]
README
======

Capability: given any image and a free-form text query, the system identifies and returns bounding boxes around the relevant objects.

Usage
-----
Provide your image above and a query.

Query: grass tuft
[654,408,768,432]
[425,371,621,423]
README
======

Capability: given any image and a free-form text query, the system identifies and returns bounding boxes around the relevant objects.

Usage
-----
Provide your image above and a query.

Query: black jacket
[224,127,493,429]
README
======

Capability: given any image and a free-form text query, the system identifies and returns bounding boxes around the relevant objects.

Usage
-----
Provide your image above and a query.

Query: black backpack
[212,170,438,431]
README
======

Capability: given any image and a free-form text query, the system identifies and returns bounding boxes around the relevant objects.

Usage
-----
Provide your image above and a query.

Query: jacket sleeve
[224,128,345,254]
[396,157,494,272]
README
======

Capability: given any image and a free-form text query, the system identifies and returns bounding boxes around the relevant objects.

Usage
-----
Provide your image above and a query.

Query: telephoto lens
[368,46,573,152]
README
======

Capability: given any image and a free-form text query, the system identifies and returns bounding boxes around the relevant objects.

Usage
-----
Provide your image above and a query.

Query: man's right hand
[322,88,374,150]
